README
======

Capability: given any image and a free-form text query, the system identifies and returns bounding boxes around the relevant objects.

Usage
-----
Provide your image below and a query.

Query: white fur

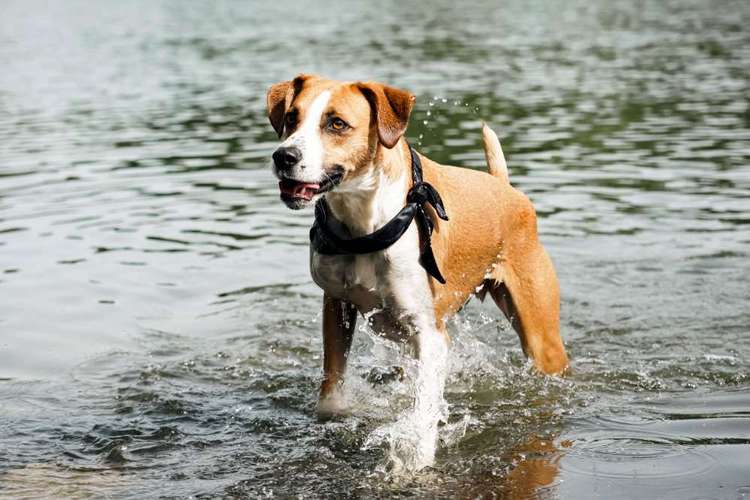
[334,167,379,194]
[274,90,331,184]
[311,161,449,471]
[271,83,449,470]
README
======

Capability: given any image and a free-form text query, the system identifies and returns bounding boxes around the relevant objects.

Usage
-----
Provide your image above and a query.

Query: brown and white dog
[266,75,569,433]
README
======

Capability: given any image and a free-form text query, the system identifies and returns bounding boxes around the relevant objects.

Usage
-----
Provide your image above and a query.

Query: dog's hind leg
[317,294,358,419]
[480,123,568,373]
[488,243,569,375]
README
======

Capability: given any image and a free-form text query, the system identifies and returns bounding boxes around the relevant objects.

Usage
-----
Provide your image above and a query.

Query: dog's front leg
[317,293,358,419]
[407,325,450,468]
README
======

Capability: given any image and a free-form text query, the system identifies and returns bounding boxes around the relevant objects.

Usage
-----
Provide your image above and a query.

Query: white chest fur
[310,222,436,340]
[309,170,438,339]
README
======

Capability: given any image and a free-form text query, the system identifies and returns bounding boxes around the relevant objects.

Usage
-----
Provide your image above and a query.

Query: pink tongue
[279,181,320,200]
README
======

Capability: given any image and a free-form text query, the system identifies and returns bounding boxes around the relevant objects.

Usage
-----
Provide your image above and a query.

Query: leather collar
[310,146,449,284]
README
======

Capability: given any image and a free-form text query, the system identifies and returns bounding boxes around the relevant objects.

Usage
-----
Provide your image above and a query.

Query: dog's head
[266,75,415,209]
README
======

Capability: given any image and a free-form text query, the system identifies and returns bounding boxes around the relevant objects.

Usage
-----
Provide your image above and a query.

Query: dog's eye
[327,117,349,132]
[284,111,297,127]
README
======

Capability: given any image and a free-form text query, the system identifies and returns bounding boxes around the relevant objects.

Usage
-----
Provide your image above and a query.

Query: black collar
[310,146,449,284]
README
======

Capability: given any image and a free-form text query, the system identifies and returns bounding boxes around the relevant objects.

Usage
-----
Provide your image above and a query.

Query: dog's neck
[324,139,411,237]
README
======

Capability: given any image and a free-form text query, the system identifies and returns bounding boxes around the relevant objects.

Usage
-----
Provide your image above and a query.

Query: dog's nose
[272,146,302,170]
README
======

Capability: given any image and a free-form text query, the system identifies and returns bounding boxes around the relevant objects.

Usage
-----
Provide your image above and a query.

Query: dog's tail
[481,123,509,183]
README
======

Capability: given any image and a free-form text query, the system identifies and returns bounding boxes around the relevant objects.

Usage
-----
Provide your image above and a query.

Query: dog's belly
[310,250,418,342]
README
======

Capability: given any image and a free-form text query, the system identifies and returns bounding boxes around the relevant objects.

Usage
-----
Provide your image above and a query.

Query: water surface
[2,0,750,498]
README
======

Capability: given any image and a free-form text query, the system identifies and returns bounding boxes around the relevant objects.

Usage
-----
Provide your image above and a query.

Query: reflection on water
[1,0,750,497]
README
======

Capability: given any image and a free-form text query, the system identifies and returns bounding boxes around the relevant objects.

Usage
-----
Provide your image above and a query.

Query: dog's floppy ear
[267,80,292,137]
[357,82,415,148]
[266,74,312,137]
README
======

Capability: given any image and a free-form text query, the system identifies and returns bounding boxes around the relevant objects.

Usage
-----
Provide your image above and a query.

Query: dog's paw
[316,394,349,421]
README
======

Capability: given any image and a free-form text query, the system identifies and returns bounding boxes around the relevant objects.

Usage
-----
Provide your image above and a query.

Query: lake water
[1,0,750,498]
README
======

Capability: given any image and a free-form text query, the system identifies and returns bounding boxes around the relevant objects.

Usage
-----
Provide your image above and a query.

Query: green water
[1,0,749,498]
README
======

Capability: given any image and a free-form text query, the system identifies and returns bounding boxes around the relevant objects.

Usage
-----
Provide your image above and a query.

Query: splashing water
[415,96,479,147]
[3,1,750,497]
[364,331,450,473]
[357,310,514,473]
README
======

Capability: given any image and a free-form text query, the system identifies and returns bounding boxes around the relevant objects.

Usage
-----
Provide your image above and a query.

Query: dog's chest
[310,251,384,308]
[311,246,432,341]
[310,221,437,336]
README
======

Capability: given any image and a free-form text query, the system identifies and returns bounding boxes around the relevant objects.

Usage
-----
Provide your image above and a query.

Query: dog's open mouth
[279,170,343,202]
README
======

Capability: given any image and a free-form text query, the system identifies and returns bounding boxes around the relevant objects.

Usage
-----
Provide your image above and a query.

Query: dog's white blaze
[277,90,331,183]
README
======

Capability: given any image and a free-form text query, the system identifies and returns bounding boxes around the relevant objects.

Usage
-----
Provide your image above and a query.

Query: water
[1,0,749,497]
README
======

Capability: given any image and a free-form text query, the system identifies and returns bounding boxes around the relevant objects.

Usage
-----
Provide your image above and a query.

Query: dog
[265,75,569,430]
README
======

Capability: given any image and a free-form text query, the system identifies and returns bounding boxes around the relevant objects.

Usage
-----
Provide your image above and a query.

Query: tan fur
[482,122,509,182]
[319,294,357,412]
[417,147,568,374]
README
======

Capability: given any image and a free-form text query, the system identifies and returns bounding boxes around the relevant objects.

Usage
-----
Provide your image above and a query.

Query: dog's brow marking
[301,90,331,133]
[281,90,331,181]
